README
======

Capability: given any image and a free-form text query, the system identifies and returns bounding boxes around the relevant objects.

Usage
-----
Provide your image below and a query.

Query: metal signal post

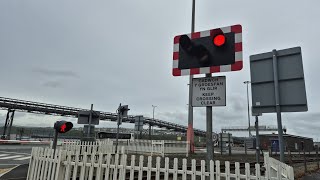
[115,104,130,153]
[187,0,196,154]
[52,120,73,157]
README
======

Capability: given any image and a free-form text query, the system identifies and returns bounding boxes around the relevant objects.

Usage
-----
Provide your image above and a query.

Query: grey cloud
[0,113,6,124]
[158,111,188,126]
[42,81,64,88]
[32,68,79,79]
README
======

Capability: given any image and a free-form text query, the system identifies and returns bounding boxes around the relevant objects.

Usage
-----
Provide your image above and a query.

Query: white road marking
[0,154,9,157]
[0,155,23,159]
[14,156,31,160]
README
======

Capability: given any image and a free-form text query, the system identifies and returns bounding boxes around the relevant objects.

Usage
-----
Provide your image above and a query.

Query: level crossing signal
[172,24,243,76]
[54,120,73,133]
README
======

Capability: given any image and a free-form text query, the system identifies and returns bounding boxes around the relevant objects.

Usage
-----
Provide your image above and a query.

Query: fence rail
[27,147,294,180]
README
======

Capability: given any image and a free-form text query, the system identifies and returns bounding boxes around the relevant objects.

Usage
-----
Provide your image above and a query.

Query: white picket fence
[61,140,116,154]
[27,147,294,180]
[264,153,294,179]
[59,139,189,157]
[115,139,189,157]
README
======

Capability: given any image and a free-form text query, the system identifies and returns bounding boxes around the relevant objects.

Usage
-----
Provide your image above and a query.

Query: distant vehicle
[97,132,134,140]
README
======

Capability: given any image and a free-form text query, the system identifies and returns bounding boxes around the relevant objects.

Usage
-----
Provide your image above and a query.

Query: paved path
[0,164,28,180]
[0,151,31,165]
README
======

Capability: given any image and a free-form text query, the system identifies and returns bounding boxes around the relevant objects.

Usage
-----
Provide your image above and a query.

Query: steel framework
[0,97,208,136]
[221,125,287,132]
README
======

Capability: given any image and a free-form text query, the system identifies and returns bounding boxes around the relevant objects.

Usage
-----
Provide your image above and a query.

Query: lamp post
[243,81,252,137]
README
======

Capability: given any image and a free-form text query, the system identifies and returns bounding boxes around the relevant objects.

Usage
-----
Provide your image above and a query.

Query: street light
[243,81,252,137]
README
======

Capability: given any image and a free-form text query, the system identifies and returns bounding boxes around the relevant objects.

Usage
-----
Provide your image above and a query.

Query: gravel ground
[0,168,11,176]
[293,162,320,179]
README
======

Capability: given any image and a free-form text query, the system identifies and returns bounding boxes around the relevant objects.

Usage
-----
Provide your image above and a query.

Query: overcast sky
[0,0,319,139]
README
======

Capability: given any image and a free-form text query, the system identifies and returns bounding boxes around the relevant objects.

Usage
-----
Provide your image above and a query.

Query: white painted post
[277,163,281,179]
[138,156,144,180]
[27,147,36,180]
[255,163,261,180]
[104,154,112,180]
[182,159,187,180]
[191,159,196,180]
[129,155,135,180]
[209,160,215,180]
[235,162,240,180]
[225,161,230,180]
[35,147,44,179]
[48,148,55,179]
[288,166,295,180]
[245,163,250,180]
[153,157,159,180]
[50,149,58,180]
[119,154,127,180]
[42,148,51,180]
[200,160,206,180]
[173,158,178,180]
[64,151,72,180]
[39,148,48,179]
[95,153,104,180]
[79,152,88,180]
[216,160,221,180]
[112,154,120,180]
[88,152,96,180]
[72,151,80,180]
[147,156,152,180]
[55,150,67,180]
[164,157,170,180]
[264,152,271,179]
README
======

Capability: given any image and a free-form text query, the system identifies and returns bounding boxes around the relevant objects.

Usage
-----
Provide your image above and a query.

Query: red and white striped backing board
[172,24,243,76]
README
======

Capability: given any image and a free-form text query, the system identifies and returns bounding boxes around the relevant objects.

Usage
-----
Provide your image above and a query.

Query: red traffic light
[54,121,73,133]
[213,34,226,47]
[60,123,67,132]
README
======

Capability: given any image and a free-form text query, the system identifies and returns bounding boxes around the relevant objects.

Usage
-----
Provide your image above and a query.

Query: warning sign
[192,76,226,107]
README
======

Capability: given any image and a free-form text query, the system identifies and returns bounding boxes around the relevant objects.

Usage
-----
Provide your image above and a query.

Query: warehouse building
[257,134,313,152]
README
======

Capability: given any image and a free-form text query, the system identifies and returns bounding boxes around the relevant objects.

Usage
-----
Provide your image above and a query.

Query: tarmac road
[0,144,49,179]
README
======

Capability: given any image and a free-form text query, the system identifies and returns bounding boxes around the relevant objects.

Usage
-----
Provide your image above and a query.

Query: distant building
[257,134,313,152]
[314,142,320,149]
